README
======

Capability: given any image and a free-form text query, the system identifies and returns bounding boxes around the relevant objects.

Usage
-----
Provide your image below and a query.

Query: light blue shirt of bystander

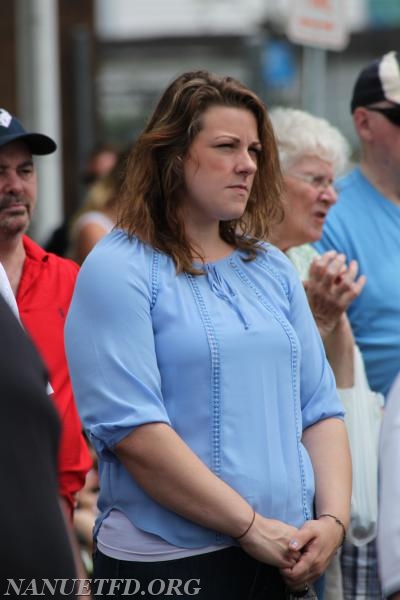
[315,167,400,397]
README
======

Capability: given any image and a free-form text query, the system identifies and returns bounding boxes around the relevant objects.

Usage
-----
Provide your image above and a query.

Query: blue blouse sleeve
[283,253,344,428]
[64,233,171,461]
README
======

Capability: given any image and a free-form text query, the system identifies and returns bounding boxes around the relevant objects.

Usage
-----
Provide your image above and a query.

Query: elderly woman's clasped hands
[304,250,366,339]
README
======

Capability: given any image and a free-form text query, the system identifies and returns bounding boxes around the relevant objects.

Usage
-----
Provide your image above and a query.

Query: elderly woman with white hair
[269,108,383,600]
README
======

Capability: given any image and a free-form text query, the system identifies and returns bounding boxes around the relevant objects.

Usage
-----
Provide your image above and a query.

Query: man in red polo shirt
[0,107,91,517]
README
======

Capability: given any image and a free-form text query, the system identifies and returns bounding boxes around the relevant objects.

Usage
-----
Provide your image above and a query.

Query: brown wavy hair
[117,70,283,273]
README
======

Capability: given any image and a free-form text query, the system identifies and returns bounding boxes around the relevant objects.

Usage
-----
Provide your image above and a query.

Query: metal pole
[301,46,327,117]
[15,0,63,245]
[71,25,95,210]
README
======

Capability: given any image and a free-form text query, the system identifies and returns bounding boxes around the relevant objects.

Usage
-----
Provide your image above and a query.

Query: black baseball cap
[351,51,400,113]
[0,108,56,155]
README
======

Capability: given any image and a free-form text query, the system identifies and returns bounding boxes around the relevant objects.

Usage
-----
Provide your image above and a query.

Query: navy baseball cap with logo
[0,108,56,155]
[351,50,400,112]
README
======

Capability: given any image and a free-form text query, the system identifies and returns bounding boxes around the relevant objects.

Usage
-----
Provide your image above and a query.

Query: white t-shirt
[0,262,19,318]
[0,261,53,395]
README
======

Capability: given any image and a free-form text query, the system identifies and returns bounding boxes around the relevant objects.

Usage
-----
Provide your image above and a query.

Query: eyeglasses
[365,105,400,127]
[287,172,334,191]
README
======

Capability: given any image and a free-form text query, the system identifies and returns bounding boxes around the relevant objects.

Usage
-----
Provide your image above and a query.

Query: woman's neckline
[193,247,240,268]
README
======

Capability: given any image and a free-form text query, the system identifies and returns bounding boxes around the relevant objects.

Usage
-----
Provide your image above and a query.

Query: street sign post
[285,0,349,116]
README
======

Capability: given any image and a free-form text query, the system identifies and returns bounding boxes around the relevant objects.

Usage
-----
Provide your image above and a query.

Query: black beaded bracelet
[235,509,256,541]
[318,513,346,546]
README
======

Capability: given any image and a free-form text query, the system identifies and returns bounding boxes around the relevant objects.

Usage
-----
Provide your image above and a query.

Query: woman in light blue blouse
[65,71,351,599]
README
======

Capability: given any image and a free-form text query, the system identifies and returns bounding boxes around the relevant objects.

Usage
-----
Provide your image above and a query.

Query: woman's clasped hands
[281,516,344,593]
[237,513,343,593]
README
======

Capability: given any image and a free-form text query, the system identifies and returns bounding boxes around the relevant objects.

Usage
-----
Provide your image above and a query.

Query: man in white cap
[315,50,400,600]
[0,108,92,519]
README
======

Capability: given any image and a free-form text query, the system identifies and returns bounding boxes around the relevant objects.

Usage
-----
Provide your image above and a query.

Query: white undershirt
[0,261,19,318]
[97,509,231,562]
